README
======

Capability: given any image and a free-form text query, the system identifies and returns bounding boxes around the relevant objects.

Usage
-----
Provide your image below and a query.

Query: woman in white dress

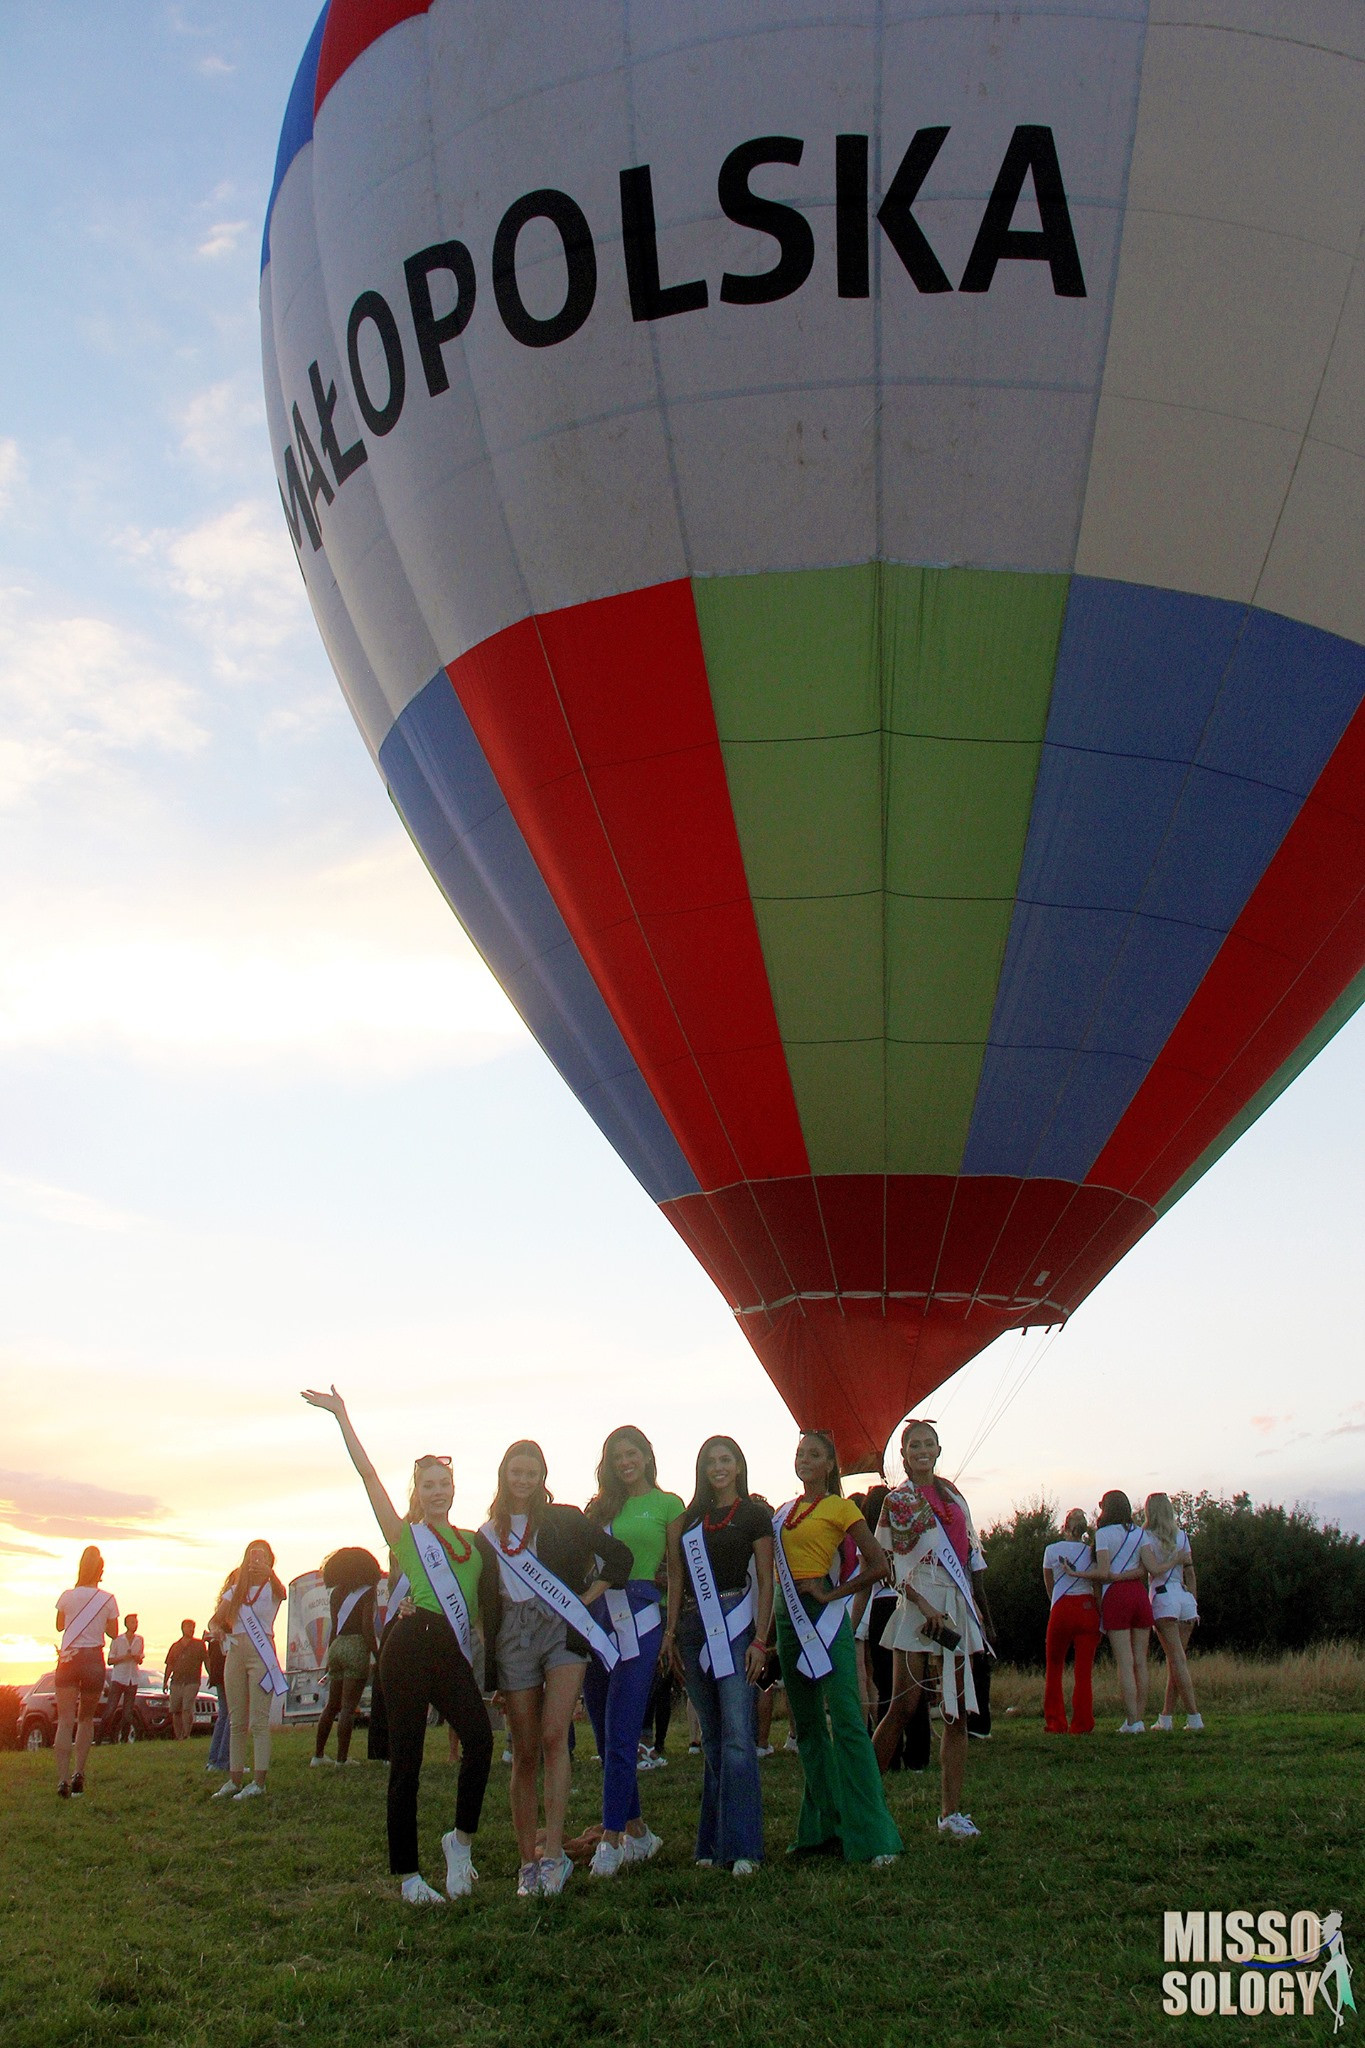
[1141,1492,1203,1731]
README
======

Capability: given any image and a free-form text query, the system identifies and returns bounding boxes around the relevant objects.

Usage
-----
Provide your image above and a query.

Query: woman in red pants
[1042,1508,1101,1733]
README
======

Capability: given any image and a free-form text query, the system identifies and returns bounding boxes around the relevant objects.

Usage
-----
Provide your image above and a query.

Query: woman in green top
[302,1385,500,1907]
[583,1425,684,1876]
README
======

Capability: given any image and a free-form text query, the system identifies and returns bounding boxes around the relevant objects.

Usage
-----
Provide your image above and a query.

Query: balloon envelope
[262,1,1365,1468]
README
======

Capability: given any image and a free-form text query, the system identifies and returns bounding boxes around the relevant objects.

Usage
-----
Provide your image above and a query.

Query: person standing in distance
[583,1426,683,1877]
[210,1541,286,1800]
[1042,1509,1102,1734]
[164,1620,207,1740]
[54,1548,119,1799]
[1141,1493,1203,1732]
[1070,1490,1153,1731]
[103,1611,144,1744]
[312,1548,382,1767]
[302,1386,499,1906]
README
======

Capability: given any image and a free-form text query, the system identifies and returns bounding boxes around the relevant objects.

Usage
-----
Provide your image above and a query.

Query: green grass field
[2,1710,1361,2048]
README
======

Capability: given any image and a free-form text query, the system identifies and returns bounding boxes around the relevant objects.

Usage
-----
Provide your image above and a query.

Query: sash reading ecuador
[680,1522,754,1680]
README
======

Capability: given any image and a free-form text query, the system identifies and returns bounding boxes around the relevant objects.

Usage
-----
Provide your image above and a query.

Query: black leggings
[648,1665,675,1752]
[315,1662,368,1762]
[378,1612,492,1875]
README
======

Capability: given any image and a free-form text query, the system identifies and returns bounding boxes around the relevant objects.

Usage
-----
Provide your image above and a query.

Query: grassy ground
[2,1706,1361,2048]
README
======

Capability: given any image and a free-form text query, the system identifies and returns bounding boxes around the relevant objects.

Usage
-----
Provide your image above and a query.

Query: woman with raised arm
[663,1435,774,1875]
[773,1431,900,1865]
[301,1385,499,1905]
[582,1426,684,1877]
[1141,1493,1203,1732]
[209,1540,287,1801]
[53,1547,119,1800]
[481,1439,633,1898]
[871,1420,990,1837]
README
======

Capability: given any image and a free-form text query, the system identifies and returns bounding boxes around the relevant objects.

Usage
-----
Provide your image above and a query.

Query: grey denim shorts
[496,1598,588,1692]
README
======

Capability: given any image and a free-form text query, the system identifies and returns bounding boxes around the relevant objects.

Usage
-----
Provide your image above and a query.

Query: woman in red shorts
[1081,1489,1153,1732]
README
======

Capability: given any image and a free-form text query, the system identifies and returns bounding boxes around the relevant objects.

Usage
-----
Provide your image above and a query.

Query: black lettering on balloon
[404,241,477,395]
[835,134,870,299]
[308,361,367,486]
[492,189,597,348]
[279,445,322,554]
[958,125,1086,296]
[718,136,815,306]
[346,290,407,434]
[291,403,335,530]
[619,166,708,321]
[876,128,952,293]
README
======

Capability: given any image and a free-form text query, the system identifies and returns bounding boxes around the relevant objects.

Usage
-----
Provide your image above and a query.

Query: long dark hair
[682,1435,750,1529]
[488,1440,553,1545]
[1098,1489,1133,1530]
[224,1540,286,1623]
[800,1429,843,1498]
[900,1418,967,1511]
[586,1425,657,1527]
[322,1546,382,1594]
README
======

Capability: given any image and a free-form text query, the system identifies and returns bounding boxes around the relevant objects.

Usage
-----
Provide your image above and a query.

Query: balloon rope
[953,1325,1062,1483]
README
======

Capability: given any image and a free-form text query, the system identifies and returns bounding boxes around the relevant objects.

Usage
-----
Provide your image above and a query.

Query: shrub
[0,1685,23,1751]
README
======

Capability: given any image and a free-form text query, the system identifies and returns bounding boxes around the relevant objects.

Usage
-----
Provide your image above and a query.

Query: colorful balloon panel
[262,1,1365,1467]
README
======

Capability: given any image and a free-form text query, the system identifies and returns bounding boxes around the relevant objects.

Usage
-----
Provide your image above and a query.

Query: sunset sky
[2,2,1363,1686]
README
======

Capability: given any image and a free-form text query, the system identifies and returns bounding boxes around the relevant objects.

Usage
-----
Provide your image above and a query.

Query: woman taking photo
[773,1430,900,1865]
[871,1420,990,1836]
[583,1425,683,1877]
[302,1385,499,1905]
[210,1540,287,1801]
[312,1546,382,1768]
[53,1547,119,1799]
[1076,1488,1153,1731]
[1141,1493,1203,1732]
[1042,1508,1102,1734]
[663,1435,773,1875]
[481,1439,633,1898]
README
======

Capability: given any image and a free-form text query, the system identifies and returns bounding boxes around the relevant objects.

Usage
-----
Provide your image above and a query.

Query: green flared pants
[776,1600,903,1863]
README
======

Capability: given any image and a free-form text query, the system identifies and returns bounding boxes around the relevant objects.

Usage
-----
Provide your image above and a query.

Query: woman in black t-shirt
[664,1436,774,1874]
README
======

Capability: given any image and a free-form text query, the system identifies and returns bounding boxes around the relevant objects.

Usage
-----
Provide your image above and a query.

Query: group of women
[285,1390,993,1903]
[1042,1489,1203,1735]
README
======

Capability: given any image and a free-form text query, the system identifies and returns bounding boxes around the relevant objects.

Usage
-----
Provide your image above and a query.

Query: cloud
[122,498,310,685]
[0,1468,175,1542]
[0,1173,141,1234]
[177,379,266,472]
[1329,1402,1365,1437]
[1249,1413,1292,1435]
[0,1634,59,1665]
[197,220,247,260]
[0,1538,58,1559]
[0,439,24,515]
[197,54,234,77]
[0,587,207,806]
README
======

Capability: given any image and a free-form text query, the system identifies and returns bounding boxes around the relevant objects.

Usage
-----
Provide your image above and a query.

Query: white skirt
[879,1560,986,1718]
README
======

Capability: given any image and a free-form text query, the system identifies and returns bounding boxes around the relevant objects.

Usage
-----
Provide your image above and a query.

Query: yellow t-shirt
[779,1494,862,1579]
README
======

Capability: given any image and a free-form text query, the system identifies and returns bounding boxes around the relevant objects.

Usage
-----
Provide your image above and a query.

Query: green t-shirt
[397,1521,484,1617]
[612,1487,685,1582]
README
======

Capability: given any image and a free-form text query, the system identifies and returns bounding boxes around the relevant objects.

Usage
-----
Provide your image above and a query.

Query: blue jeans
[583,1581,662,1832]
[677,1595,763,1865]
[207,1684,230,1768]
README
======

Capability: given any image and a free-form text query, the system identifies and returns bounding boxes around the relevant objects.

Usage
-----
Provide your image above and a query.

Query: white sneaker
[623,1825,662,1865]
[1183,1713,1204,1732]
[731,1859,758,1878]
[538,1852,572,1897]
[694,1858,714,1868]
[937,1812,980,1838]
[441,1831,477,1899]
[233,1782,264,1801]
[1117,1720,1145,1734]
[211,1781,238,1799]
[783,1734,800,1754]
[516,1861,540,1898]
[589,1839,625,1878]
[1154,1715,1174,1732]
[501,1749,513,1765]
[755,1744,774,1760]
[401,1874,445,1906]
[310,1755,338,1768]
[870,1852,900,1866]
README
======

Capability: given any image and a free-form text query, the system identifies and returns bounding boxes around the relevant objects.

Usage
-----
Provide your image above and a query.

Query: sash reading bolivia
[239,1589,289,1698]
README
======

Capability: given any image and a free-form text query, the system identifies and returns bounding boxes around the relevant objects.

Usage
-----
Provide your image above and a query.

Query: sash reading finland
[772,1501,852,1681]
[680,1522,754,1680]
[477,1521,619,1670]
[238,1587,289,1697]
[408,1521,474,1663]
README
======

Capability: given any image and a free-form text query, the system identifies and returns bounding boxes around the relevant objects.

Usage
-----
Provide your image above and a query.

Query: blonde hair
[1144,1492,1179,1558]
[408,1454,453,1521]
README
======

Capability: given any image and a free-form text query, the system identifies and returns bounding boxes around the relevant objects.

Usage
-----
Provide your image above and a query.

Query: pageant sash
[409,1522,473,1664]
[772,1500,850,1682]
[478,1522,619,1670]
[239,1590,289,1697]
[331,1587,365,1643]
[378,1574,410,1638]
[59,1590,110,1657]
[604,1588,662,1661]
[680,1523,755,1680]
[901,1515,986,1631]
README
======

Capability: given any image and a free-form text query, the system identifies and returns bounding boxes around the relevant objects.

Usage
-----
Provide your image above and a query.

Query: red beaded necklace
[430,1522,473,1566]
[704,1498,740,1533]
[785,1492,824,1530]
[501,1514,533,1557]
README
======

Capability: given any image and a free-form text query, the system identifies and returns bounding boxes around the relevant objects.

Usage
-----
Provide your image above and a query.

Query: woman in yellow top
[768,1430,901,1864]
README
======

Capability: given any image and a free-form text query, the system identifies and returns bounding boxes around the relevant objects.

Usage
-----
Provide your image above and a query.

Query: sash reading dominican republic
[238,1588,289,1697]
[408,1522,473,1663]
[772,1500,851,1682]
[680,1522,754,1680]
[477,1521,619,1670]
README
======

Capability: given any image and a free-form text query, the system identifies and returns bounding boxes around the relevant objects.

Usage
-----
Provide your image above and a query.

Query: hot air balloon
[261,1,1365,1471]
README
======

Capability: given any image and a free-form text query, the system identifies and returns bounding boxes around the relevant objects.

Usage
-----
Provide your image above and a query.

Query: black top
[205,1634,225,1687]
[484,1505,632,1678]
[329,1584,377,1644]
[680,1497,772,1595]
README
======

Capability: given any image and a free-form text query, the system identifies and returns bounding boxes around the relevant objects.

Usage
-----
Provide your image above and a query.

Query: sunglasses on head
[415,1455,453,1471]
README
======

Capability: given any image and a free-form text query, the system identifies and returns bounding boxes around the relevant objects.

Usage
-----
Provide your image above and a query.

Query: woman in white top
[1041,1509,1102,1734]
[1070,1489,1153,1731]
[209,1539,286,1800]
[53,1546,119,1799]
[1141,1493,1203,1731]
